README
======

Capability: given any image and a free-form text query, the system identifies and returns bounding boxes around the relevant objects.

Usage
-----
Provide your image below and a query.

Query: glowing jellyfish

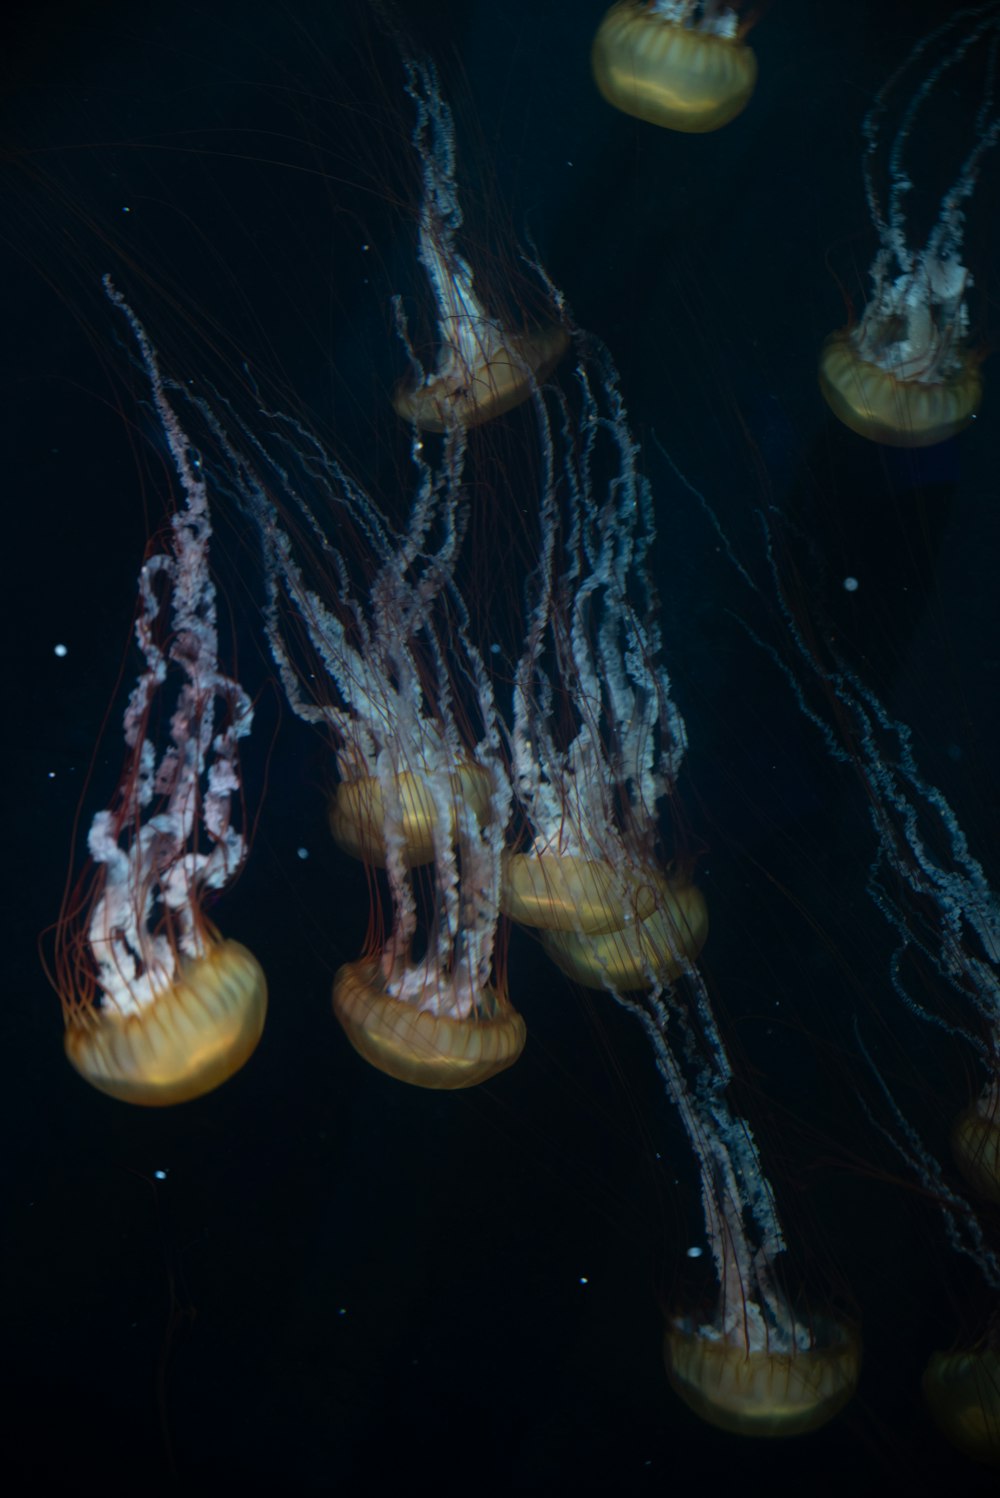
[591,1,757,134]
[185,376,524,1091]
[505,333,858,1436]
[49,283,267,1106]
[391,58,568,432]
[819,8,999,447]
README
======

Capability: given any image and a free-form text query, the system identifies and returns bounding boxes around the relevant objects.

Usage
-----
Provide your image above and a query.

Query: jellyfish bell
[924,1335,1000,1466]
[591,0,758,134]
[818,271,984,449]
[539,875,708,990]
[329,758,494,868]
[500,850,661,934]
[393,321,570,434]
[665,1303,861,1437]
[63,933,266,1108]
[953,1084,1000,1207]
[332,951,525,1090]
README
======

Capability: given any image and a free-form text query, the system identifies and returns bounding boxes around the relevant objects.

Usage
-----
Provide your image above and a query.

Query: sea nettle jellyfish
[47,282,267,1106]
[391,56,568,432]
[503,329,859,1436]
[591,1,758,134]
[819,4,999,447]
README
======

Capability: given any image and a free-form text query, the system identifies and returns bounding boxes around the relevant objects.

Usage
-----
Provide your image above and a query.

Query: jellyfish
[503,328,858,1435]
[591,1,757,134]
[391,57,568,432]
[48,282,267,1106]
[819,6,1000,447]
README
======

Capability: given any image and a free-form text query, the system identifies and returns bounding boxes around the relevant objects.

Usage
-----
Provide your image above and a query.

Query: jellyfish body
[330,761,494,868]
[953,1086,1000,1206]
[51,285,266,1106]
[392,58,566,431]
[591,1,757,134]
[665,1314,861,1437]
[65,938,266,1107]
[539,877,708,991]
[394,323,569,433]
[820,11,998,447]
[819,280,982,448]
[923,1343,1000,1466]
[333,956,525,1089]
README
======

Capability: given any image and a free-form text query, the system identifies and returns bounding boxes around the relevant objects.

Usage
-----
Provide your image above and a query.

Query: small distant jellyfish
[391,58,567,433]
[591,1,758,135]
[820,9,999,447]
[49,284,267,1106]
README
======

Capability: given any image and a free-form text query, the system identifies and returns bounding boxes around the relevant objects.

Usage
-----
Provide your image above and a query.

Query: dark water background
[3,1,999,1491]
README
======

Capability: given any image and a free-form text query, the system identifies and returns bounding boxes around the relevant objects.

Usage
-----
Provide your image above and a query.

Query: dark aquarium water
[4,1,1000,1492]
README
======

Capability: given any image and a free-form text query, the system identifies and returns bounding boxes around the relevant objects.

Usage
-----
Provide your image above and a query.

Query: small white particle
[53,643,68,658]
[843,576,859,593]
[686,1245,703,1259]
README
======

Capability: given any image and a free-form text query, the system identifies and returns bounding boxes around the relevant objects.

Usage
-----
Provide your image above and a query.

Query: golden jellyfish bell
[500,851,659,934]
[393,324,569,433]
[541,878,708,991]
[332,957,526,1090]
[64,938,267,1106]
[923,1344,1000,1467]
[951,1097,1000,1206]
[592,2,757,135]
[330,762,494,868]
[818,330,982,448]
[664,1317,861,1437]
